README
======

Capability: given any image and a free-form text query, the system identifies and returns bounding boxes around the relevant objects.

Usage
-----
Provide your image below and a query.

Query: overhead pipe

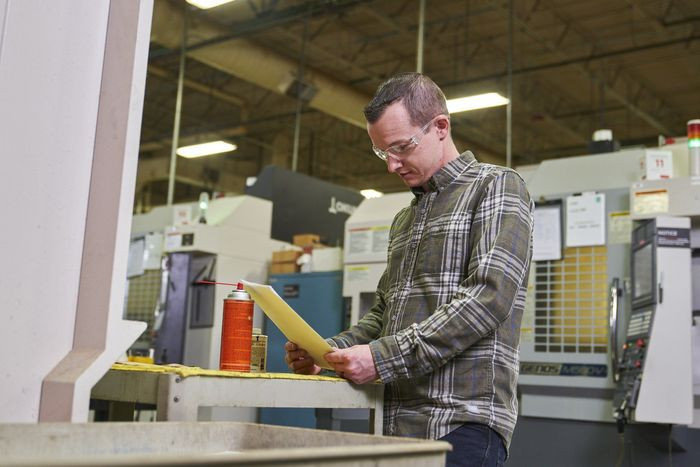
[441,35,700,87]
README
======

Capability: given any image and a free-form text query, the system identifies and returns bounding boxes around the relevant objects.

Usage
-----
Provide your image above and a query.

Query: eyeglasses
[371,116,438,162]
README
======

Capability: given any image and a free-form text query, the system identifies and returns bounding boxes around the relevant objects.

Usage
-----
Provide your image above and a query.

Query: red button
[634,360,642,368]
[636,338,645,348]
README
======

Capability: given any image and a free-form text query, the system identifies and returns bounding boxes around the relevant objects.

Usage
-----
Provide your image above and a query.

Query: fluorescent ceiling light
[446,93,509,113]
[186,0,235,9]
[177,141,237,158]
[361,189,384,199]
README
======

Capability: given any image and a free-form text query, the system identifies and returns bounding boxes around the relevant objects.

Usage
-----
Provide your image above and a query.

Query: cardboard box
[269,262,298,275]
[311,247,343,272]
[272,250,301,263]
[293,234,321,247]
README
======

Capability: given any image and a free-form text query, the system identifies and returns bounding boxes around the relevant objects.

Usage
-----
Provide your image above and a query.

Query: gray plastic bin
[0,422,450,466]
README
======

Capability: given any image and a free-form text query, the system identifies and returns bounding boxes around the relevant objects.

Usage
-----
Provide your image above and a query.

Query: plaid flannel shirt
[328,151,533,449]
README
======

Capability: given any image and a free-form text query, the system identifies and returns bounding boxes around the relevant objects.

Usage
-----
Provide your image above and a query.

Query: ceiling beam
[355,4,507,163]
[151,0,369,128]
[271,27,383,82]
[151,0,371,59]
[147,64,248,109]
[135,156,253,195]
[512,1,676,135]
[440,34,700,89]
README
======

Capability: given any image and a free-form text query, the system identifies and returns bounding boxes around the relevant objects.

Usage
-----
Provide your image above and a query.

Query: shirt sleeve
[326,268,388,349]
[368,170,534,383]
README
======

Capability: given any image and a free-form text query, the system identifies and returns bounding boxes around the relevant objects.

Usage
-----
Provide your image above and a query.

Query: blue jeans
[439,422,506,467]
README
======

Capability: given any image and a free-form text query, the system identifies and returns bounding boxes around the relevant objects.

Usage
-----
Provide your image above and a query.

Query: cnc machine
[613,216,693,427]
[129,195,288,370]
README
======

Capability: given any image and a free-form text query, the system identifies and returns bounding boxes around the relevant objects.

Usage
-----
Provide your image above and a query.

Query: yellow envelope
[241,280,334,370]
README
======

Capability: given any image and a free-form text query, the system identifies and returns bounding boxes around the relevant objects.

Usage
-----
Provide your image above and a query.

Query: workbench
[90,363,384,434]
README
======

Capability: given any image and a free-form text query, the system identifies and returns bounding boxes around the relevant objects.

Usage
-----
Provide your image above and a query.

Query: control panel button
[636,338,645,348]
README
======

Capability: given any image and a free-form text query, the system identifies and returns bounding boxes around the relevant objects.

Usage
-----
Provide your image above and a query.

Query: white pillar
[0,0,153,422]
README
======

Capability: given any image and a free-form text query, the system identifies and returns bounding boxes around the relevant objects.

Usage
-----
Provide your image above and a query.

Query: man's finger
[324,350,346,363]
[290,356,315,371]
[285,341,298,351]
[285,349,308,362]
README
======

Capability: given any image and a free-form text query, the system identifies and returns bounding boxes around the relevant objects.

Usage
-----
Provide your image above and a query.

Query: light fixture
[185,0,235,9]
[361,189,383,199]
[176,141,237,158]
[446,93,509,114]
[198,192,209,224]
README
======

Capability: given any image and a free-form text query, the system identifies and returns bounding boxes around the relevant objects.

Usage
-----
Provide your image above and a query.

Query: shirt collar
[410,151,476,197]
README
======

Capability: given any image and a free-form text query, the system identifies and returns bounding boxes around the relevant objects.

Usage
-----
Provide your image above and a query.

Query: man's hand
[324,345,378,384]
[284,341,321,375]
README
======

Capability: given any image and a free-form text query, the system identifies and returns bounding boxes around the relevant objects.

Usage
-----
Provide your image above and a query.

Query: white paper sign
[566,193,606,247]
[632,189,669,215]
[126,237,145,279]
[608,211,632,244]
[165,233,182,250]
[533,204,562,261]
[641,150,673,180]
[173,205,192,226]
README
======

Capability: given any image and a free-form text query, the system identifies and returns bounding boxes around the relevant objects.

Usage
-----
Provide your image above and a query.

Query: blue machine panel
[259,271,343,429]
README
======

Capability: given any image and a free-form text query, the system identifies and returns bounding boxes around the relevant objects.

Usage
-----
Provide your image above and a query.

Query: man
[285,72,533,466]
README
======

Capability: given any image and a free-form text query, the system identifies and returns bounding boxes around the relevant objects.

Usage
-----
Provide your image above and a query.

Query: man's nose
[386,155,402,173]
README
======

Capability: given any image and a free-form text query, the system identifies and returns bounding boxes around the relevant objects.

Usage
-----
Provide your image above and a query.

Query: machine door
[518,188,631,421]
[154,252,215,364]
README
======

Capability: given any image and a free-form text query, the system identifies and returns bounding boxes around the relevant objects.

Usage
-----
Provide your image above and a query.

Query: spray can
[220,282,253,372]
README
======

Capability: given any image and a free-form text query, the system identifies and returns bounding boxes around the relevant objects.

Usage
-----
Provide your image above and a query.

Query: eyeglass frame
[371,115,443,162]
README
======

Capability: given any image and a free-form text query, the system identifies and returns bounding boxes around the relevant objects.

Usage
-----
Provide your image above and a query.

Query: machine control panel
[614,218,658,422]
[614,308,654,410]
[614,215,693,428]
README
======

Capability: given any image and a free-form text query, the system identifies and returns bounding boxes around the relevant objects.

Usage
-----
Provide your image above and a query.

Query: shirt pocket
[418,218,470,275]
[450,346,492,396]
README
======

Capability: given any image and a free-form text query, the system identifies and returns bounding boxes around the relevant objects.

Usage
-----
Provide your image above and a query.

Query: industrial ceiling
[136,0,700,209]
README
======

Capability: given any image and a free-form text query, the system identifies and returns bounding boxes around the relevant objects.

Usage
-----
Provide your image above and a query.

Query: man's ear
[436,116,450,139]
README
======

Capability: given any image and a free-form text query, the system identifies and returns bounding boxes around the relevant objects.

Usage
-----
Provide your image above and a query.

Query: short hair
[363,72,449,126]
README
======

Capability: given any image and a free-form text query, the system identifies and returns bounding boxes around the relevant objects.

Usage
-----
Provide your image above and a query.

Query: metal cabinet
[260,271,344,428]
